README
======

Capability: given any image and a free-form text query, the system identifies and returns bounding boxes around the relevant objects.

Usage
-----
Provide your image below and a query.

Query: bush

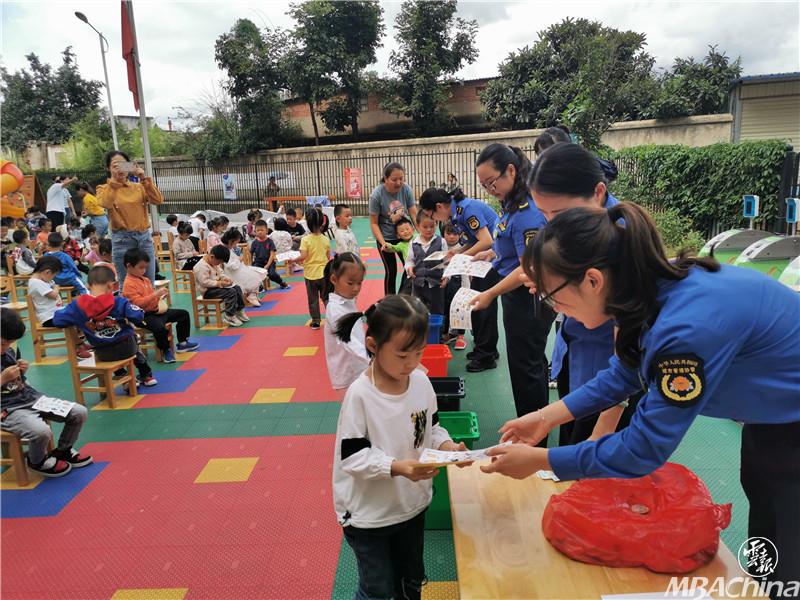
[611,140,789,235]
[650,208,706,256]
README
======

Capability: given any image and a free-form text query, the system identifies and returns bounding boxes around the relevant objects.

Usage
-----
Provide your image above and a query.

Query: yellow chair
[5,255,31,296]
[65,327,137,409]
[1,429,54,487]
[188,271,225,329]
[1,275,28,318]
[153,233,173,274]
[25,294,67,362]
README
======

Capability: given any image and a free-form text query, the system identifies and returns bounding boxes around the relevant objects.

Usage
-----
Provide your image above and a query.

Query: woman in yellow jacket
[96,150,163,288]
[77,182,108,238]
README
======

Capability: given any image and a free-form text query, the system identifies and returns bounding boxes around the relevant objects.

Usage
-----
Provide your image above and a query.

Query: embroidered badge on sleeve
[654,354,705,407]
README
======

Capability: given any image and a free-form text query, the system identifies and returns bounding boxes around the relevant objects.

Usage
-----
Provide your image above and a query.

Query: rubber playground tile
[194,457,260,483]
[283,345,319,357]
[1,462,108,518]
[0,468,45,490]
[271,415,324,436]
[182,419,237,439]
[188,334,242,351]
[120,369,206,395]
[112,589,188,600]
[92,394,146,410]
[243,300,278,314]
[423,581,460,599]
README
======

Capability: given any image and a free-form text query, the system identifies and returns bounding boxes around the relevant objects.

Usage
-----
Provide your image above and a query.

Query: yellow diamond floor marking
[194,457,259,484]
[283,346,318,357]
[174,350,197,362]
[32,356,68,366]
[0,468,44,490]
[91,395,145,410]
[200,324,227,331]
[111,589,189,600]
[423,581,459,599]
[250,387,295,404]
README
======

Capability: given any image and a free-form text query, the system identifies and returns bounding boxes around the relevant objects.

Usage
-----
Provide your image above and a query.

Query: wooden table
[448,462,759,599]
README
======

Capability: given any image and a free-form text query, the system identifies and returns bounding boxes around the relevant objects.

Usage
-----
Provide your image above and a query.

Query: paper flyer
[443,254,493,278]
[32,396,76,418]
[449,287,481,331]
[276,250,301,262]
[423,250,448,262]
[413,441,512,469]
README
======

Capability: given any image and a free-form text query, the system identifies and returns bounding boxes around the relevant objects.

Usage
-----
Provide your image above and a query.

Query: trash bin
[429,377,465,412]
[421,344,452,377]
[427,314,444,344]
[425,411,480,530]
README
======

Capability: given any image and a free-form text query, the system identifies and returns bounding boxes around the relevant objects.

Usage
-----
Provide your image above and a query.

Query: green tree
[1,47,102,151]
[648,46,742,119]
[377,0,477,135]
[289,1,384,139]
[482,18,656,149]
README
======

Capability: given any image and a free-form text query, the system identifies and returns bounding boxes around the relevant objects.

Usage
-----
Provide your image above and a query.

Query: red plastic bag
[542,462,731,574]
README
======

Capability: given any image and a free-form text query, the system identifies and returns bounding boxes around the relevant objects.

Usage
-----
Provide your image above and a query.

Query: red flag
[121,1,139,112]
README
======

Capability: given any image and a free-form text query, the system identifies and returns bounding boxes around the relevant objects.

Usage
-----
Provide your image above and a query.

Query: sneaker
[51,447,93,468]
[280,282,289,289]
[548,380,558,389]
[138,375,158,387]
[223,314,242,327]
[112,368,127,380]
[246,293,261,307]
[77,343,93,360]
[466,359,497,373]
[310,321,321,330]
[27,455,72,478]
[176,340,200,352]
[162,349,176,364]
[236,310,250,322]
[466,350,500,361]
[454,335,467,351]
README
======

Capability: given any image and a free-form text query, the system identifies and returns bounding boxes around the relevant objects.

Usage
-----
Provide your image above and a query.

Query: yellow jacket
[82,193,106,216]
[96,177,163,232]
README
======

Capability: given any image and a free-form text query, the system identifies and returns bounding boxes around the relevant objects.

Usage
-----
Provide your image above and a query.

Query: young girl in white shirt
[332,294,467,600]
[221,228,267,307]
[322,252,369,389]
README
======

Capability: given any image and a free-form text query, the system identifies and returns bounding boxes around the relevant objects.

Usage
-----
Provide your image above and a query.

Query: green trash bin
[425,411,480,530]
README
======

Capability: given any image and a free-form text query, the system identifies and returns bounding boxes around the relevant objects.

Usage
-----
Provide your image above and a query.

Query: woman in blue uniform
[483,203,800,590]
[469,144,556,424]
[530,142,639,445]
[418,187,499,358]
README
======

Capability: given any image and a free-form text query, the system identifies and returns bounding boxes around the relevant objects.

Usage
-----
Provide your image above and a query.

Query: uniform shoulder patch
[467,215,480,230]
[523,228,539,246]
[654,353,705,407]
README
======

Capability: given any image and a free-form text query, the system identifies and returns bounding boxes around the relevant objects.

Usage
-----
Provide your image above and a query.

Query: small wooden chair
[57,286,75,304]
[5,255,31,294]
[1,429,54,487]
[1,276,28,318]
[26,294,68,362]
[198,238,208,254]
[188,271,225,329]
[135,325,174,362]
[153,233,173,274]
[65,327,137,409]
[239,244,253,266]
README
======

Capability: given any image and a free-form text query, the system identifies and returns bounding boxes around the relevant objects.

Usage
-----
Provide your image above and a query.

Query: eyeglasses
[533,278,572,317]
[479,166,508,193]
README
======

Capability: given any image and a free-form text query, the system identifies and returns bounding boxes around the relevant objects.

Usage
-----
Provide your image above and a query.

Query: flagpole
[123,0,160,235]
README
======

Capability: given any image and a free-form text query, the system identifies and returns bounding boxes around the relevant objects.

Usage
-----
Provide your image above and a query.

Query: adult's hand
[499,409,551,445]
[480,444,548,479]
[131,164,146,179]
[472,249,495,262]
[470,289,496,312]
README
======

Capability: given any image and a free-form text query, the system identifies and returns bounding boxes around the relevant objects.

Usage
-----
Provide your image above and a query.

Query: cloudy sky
[2,1,798,127]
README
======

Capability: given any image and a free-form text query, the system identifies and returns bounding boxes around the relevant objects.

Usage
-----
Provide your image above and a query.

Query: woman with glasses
[482,202,800,591]
[418,186,499,356]
[530,142,640,446]
[469,144,555,426]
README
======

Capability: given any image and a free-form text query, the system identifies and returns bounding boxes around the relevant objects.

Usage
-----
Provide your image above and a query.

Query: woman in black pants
[369,162,418,295]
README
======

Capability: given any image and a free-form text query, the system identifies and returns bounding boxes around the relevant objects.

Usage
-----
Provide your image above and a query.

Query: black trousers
[344,510,426,600]
[189,236,200,252]
[469,268,501,362]
[413,283,444,317]
[143,308,190,350]
[95,335,152,379]
[501,285,555,428]
[267,264,285,286]
[203,286,245,316]
[740,421,800,596]
[46,211,65,228]
[305,277,325,322]
[377,239,404,296]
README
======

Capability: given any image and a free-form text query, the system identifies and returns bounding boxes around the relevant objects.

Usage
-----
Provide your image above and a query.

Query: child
[405,211,447,316]
[332,203,359,256]
[285,208,306,251]
[10,229,36,275]
[122,249,199,362]
[332,295,467,599]
[251,220,289,290]
[245,209,262,240]
[53,265,158,387]
[188,211,206,251]
[295,207,307,233]
[206,218,224,250]
[67,217,84,244]
[222,229,268,306]
[442,224,467,351]
[44,232,87,294]
[26,207,43,235]
[384,218,415,295]
[173,222,200,270]
[322,253,369,389]
[299,208,330,330]
[193,245,249,327]
[217,215,230,233]
[1,308,92,478]
[270,218,293,254]
[35,218,52,250]
[27,256,64,325]
[58,225,85,273]
[166,214,179,238]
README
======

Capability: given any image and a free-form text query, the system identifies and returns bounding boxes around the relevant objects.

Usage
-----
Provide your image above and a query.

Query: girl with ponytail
[483,203,800,590]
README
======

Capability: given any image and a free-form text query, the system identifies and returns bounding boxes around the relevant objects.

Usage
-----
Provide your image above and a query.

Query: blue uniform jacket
[549,265,800,480]
[45,251,87,294]
[492,197,548,277]
[450,198,499,248]
[53,296,144,348]
[550,193,619,386]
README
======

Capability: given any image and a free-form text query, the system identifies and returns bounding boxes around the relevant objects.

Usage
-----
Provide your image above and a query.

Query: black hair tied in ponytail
[475,143,532,213]
[522,203,719,368]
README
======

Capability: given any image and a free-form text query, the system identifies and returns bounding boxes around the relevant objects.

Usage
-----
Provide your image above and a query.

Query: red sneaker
[27,456,72,478]
[454,335,467,351]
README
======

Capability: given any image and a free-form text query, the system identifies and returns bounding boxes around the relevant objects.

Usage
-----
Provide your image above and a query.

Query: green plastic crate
[425,411,480,530]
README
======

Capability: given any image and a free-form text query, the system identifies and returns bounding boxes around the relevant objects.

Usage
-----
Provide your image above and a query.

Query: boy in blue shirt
[44,232,87,295]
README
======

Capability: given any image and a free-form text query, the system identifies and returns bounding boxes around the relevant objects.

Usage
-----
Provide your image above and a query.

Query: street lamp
[75,11,119,150]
